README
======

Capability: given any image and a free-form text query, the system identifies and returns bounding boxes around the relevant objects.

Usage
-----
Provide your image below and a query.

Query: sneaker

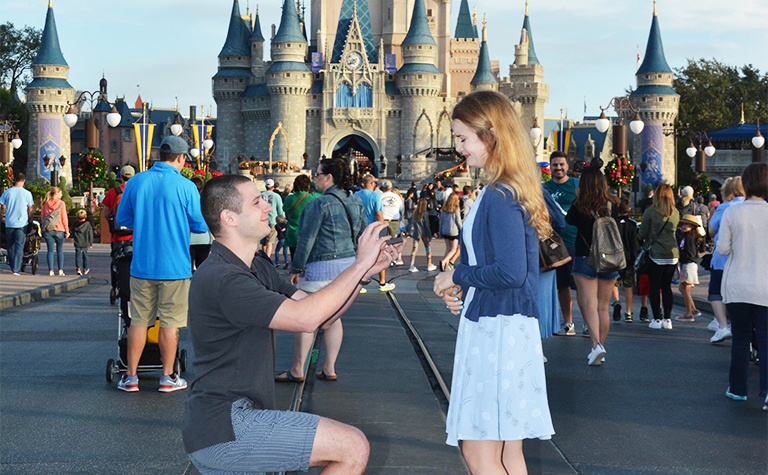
[543,355,548,364]
[671,278,679,285]
[662,319,673,330]
[708,318,720,332]
[691,309,702,318]
[283,263,289,270]
[711,326,733,344]
[612,302,622,321]
[117,374,139,392]
[624,312,634,323]
[409,266,419,273]
[359,288,367,294]
[582,325,590,338]
[649,319,663,329]
[725,387,746,401]
[12,272,21,276]
[159,373,188,393]
[58,270,65,276]
[675,314,695,322]
[588,343,606,366]
[395,258,404,266]
[763,395,767,412]
[558,322,576,336]
[427,264,438,272]
[379,282,396,292]
[274,261,281,267]
[639,307,650,323]
[49,270,54,276]
[77,269,82,275]
[84,269,90,275]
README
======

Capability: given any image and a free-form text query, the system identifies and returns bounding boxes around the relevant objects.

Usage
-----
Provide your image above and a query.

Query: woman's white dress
[445,189,555,446]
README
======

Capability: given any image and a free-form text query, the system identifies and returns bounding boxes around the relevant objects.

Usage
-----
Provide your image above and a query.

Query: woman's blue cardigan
[452,184,540,322]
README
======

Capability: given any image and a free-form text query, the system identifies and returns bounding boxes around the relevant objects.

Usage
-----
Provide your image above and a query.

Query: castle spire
[454,0,477,39]
[32,0,68,66]
[219,0,251,57]
[250,7,264,40]
[521,3,539,65]
[472,6,479,38]
[273,0,306,43]
[331,0,377,63]
[636,3,672,74]
[402,0,436,45]
[471,15,496,87]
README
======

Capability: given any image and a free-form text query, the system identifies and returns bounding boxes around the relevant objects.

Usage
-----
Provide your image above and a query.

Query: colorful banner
[552,129,571,153]
[192,124,214,169]
[385,54,397,74]
[640,123,663,189]
[134,123,155,172]
[311,52,323,72]
[38,116,61,181]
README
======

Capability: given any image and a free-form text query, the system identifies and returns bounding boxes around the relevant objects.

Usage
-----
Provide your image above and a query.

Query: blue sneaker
[117,374,139,392]
[725,387,746,401]
[159,373,187,393]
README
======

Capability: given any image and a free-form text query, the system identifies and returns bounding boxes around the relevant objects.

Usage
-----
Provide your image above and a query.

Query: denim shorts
[708,269,723,301]
[188,398,320,475]
[571,256,620,281]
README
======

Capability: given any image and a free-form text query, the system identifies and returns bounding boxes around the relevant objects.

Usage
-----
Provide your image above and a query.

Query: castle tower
[24,0,75,185]
[470,17,497,92]
[213,0,253,172]
[629,1,679,188]
[395,0,443,157]
[499,2,548,162]
[448,0,480,96]
[249,7,265,81]
[266,0,312,168]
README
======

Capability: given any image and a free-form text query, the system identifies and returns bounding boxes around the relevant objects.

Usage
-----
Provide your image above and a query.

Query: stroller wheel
[110,288,117,305]
[106,359,116,383]
[174,357,181,377]
[32,255,38,275]
[180,349,188,373]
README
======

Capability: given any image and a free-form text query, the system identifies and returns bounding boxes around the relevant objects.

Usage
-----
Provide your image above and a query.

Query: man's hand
[355,222,391,274]
[433,269,456,297]
[442,286,464,315]
[289,273,299,285]
[365,237,405,279]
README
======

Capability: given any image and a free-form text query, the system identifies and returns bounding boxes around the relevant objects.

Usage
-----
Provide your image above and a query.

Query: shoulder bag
[634,218,669,275]
[586,203,626,274]
[539,230,571,272]
[41,201,62,231]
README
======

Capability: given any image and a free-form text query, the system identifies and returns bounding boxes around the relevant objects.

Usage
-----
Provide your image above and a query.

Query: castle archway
[326,129,381,180]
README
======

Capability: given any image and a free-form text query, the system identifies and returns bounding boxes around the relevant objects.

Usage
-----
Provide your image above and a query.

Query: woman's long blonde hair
[653,184,675,217]
[443,193,460,213]
[452,91,551,238]
[44,187,62,203]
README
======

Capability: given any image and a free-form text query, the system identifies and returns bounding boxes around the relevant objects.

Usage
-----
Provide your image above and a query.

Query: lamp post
[752,118,765,163]
[172,109,216,172]
[685,132,715,174]
[595,96,644,197]
[662,120,689,187]
[42,154,67,187]
[0,115,23,165]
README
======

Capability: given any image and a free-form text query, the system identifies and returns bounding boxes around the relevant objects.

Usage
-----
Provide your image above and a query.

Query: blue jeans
[6,226,26,273]
[726,303,767,397]
[274,239,289,263]
[43,230,65,272]
[75,247,89,271]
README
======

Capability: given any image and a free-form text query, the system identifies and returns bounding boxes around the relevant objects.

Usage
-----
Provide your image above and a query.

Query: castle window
[388,7,391,21]
[40,89,44,94]
[646,75,650,80]
[272,73,276,78]
[303,74,306,78]
[111,140,118,153]
[657,74,662,78]
[239,79,243,83]
[55,67,59,71]
[286,73,291,77]
[427,9,432,16]
[224,79,228,82]
[288,44,291,47]
[237,57,241,60]
[57,90,61,95]
[43,67,46,71]
[642,97,646,102]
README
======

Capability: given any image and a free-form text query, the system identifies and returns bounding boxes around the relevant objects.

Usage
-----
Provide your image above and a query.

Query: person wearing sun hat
[675,214,704,322]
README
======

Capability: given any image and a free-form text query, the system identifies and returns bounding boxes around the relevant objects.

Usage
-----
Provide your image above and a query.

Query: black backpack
[107,187,133,237]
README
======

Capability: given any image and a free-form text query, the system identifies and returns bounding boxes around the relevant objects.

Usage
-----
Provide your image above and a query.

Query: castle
[212,0,550,178]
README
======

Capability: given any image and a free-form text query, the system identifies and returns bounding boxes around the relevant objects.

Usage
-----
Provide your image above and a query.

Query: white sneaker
[707,319,720,332]
[662,319,673,330]
[58,270,65,276]
[711,325,733,343]
[427,264,438,272]
[588,344,606,366]
[158,373,187,393]
[49,270,54,276]
[379,282,396,292]
[395,258,404,266]
[409,266,419,273]
[649,319,663,329]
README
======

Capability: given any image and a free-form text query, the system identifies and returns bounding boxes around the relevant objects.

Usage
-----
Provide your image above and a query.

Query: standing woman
[279,157,366,382]
[539,187,567,342]
[717,163,768,405]
[408,197,437,272]
[638,184,680,330]
[403,188,417,236]
[439,192,461,271]
[283,174,322,263]
[565,167,620,365]
[41,187,69,276]
[433,90,554,474]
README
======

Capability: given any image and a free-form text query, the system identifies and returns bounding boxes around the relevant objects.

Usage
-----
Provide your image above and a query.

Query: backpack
[41,202,62,231]
[107,186,133,236]
[587,205,626,274]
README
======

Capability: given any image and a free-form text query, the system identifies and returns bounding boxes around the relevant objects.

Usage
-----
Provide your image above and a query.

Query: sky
[5,0,767,122]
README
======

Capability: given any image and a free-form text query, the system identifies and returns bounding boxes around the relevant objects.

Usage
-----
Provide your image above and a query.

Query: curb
[0,276,91,311]
[673,292,712,315]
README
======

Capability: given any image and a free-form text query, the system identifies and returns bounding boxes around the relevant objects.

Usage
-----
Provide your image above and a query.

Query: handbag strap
[287,192,309,219]
[326,191,357,251]
[642,218,669,252]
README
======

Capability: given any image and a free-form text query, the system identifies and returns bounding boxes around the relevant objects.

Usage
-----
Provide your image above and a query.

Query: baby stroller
[105,241,187,383]
[0,221,41,274]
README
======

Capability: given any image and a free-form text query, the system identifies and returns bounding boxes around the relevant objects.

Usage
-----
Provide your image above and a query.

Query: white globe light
[11,137,22,149]
[704,144,716,157]
[106,111,122,128]
[190,148,200,158]
[63,113,78,128]
[686,146,696,158]
[595,117,610,134]
[203,138,214,150]
[529,127,542,142]
[752,135,765,149]
[630,119,644,135]
[171,123,183,136]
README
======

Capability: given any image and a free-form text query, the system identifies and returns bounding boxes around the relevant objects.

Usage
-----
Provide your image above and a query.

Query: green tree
[0,23,43,96]
[0,87,31,173]
[674,59,768,185]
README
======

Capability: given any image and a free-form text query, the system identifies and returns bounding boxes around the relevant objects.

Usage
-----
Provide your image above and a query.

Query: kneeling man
[182,175,402,474]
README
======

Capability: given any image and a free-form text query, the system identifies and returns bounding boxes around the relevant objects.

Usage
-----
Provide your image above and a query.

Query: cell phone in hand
[386,236,403,245]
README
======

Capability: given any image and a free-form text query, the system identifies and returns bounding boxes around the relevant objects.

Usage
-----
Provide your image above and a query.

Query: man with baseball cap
[102,165,136,248]
[260,178,284,260]
[115,135,208,393]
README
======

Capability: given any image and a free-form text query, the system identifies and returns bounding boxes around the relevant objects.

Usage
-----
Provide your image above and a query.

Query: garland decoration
[76,151,107,184]
[605,156,634,189]
[692,173,710,198]
[0,163,13,189]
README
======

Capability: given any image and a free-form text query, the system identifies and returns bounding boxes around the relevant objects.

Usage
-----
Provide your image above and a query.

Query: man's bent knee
[309,417,369,471]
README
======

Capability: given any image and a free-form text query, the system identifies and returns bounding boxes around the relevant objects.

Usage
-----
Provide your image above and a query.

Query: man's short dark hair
[619,197,631,215]
[14,172,26,183]
[159,151,183,162]
[201,174,252,237]
[550,151,568,162]
[742,163,768,199]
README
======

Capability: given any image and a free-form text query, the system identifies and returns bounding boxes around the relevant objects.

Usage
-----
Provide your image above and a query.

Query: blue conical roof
[636,13,672,74]
[332,0,377,63]
[454,0,476,39]
[471,40,496,84]
[219,0,251,56]
[522,14,539,65]
[273,0,306,43]
[250,11,264,40]
[402,0,435,45]
[32,4,67,66]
